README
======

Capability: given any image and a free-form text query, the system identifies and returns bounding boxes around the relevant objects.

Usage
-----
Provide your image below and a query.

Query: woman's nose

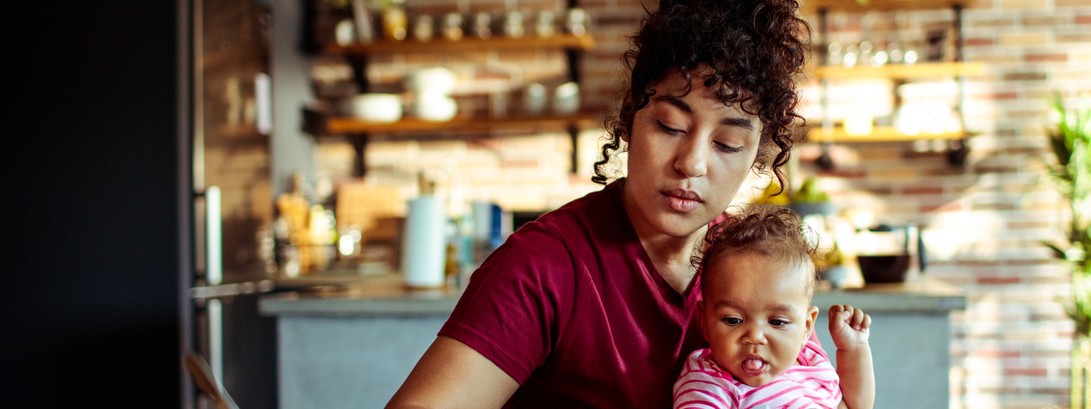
[673,136,708,177]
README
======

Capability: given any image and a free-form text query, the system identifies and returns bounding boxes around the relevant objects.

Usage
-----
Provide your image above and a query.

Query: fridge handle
[202,186,225,388]
[205,186,222,286]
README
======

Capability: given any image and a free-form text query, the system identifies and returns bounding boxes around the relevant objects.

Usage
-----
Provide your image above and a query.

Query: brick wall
[313,1,1091,407]
[789,2,1090,407]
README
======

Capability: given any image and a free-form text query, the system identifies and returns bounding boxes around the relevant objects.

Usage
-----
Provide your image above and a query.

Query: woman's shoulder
[527,179,628,235]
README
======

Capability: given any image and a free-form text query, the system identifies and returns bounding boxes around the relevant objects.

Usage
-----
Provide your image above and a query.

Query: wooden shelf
[806,126,972,143]
[806,0,973,13]
[308,110,601,136]
[814,62,984,80]
[324,34,595,55]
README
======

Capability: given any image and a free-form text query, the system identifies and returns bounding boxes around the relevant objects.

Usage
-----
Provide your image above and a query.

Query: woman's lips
[664,189,702,212]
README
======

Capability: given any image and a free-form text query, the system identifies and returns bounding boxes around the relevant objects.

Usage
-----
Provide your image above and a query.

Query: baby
[674,204,874,409]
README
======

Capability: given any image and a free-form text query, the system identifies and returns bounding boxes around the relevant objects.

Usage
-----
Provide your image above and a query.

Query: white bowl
[551,82,580,115]
[414,95,458,122]
[405,67,457,95]
[352,93,403,122]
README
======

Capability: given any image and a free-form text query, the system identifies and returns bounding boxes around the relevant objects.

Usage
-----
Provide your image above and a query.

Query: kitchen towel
[402,196,447,289]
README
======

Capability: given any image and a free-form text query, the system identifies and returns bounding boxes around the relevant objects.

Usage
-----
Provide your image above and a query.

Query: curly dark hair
[693,204,819,298]
[593,0,811,191]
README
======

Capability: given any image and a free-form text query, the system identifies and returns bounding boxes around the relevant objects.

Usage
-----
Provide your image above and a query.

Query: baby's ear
[696,300,710,341]
[805,305,820,335]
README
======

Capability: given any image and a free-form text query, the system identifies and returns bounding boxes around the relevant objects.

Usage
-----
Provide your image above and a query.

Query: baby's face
[699,251,818,387]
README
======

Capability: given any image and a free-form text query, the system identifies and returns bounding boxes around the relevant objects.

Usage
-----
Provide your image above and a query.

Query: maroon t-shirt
[439,180,707,408]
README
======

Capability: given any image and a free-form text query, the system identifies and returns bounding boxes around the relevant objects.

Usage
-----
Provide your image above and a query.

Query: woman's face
[622,68,763,241]
[699,251,818,387]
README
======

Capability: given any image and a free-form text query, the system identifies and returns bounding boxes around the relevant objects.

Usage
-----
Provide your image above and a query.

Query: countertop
[259,273,966,317]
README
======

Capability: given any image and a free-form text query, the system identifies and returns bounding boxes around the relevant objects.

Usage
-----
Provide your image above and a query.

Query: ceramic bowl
[352,93,403,122]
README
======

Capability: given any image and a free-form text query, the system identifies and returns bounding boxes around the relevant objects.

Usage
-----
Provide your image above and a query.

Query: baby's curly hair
[594,0,811,190]
[693,204,819,298]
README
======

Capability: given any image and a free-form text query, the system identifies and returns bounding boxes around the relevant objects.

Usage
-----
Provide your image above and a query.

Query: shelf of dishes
[304,108,600,136]
[323,34,594,56]
[805,126,973,143]
[805,0,974,12]
[813,61,984,80]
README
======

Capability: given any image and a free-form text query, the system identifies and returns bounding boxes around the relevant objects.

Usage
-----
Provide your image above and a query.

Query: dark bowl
[857,254,910,284]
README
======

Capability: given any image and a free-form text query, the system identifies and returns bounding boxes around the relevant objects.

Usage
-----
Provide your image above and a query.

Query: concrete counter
[261,274,965,408]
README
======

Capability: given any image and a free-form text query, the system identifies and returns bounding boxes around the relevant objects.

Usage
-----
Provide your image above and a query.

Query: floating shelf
[308,111,600,136]
[814,62,985,80]
[806,126,973,143]
[324,34,595,55]
[806,0,974,13]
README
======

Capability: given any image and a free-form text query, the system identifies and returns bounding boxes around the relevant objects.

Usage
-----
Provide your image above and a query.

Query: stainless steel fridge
[181,0,278,407]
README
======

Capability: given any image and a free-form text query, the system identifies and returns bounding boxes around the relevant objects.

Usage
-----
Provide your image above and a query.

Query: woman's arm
[829,304,874,409]
[386,336,520,409]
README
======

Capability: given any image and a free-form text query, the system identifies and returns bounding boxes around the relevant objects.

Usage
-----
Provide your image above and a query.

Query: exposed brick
[1025,53,1069,62]
[1002,71,1049,81]
[1022,15,1071,27]
[1004,367,1049,377]
[967,16,1017,28]
[1058,32,1091,43]
[964,37,995,47]
[1060,0,1091,8]
[999,32,1050,46]
[998,0,1050,10]
[978,276,1022,285]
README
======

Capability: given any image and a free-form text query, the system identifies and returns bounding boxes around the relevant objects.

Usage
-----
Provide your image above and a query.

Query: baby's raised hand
[828,304,870,350]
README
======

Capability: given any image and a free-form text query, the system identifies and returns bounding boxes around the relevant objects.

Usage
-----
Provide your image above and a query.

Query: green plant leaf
[1043,91,1091,339]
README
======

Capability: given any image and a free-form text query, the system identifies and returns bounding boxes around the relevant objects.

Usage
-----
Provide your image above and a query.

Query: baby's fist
[828,304,870,350]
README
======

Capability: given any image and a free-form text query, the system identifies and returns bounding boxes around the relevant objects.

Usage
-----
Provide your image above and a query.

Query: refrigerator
[181,0,279,407]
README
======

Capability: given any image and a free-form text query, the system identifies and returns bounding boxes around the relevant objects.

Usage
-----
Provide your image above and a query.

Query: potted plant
[1042,92,1090,408]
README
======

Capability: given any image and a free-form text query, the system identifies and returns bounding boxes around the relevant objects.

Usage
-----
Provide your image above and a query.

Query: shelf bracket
[350,134,369,178]
[565,49,583,85]
[568,125,579,175]
[346,54,370,92]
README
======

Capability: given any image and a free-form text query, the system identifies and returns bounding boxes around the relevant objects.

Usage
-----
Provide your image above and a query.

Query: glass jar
[411,14,434,41]
[473,12,492,39]
[535,11,556,37]
[503,10,525,38]
[381,4,408,41]
[565,8,588,36]
[442,12,464,41]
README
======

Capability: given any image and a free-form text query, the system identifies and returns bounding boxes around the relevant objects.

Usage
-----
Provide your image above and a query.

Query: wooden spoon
[184,352,239,409]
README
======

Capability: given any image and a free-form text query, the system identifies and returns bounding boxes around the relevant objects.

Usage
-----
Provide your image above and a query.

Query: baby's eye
[769,319,789,328]
[722,317,742,326]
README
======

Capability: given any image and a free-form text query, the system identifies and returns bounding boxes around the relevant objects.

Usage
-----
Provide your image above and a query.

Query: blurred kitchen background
[9,0,1089,408]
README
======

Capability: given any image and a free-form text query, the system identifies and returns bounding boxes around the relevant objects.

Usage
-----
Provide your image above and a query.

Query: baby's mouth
[741,358,767,376]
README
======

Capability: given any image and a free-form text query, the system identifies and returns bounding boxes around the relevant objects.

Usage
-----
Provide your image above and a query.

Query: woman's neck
[637,224,706,295]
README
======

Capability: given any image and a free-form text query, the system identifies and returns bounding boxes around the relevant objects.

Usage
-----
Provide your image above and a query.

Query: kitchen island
[260,274,965,409]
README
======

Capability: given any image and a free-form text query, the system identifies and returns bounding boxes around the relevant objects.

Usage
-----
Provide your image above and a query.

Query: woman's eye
[713,141,744,153]
[656,120,684,134]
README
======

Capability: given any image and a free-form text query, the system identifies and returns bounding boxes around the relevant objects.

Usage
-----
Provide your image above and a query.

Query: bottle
[381,0,408,41]
[411,14,434,41]
[442,12,464,41]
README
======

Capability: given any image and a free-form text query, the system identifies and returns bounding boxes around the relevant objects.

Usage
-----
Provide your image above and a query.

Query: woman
[387,0,812,407]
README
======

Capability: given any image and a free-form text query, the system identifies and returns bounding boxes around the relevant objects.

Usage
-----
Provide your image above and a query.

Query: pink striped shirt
[672,337,842,409]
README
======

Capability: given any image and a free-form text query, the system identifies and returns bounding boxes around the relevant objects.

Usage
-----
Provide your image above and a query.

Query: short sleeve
[438,223,574,383]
